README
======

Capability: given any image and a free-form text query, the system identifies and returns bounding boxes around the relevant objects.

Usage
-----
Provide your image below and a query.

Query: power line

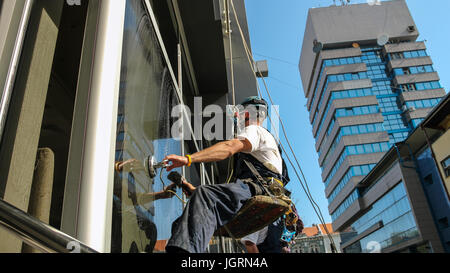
[254,52,299,67]
[267,76,301,91]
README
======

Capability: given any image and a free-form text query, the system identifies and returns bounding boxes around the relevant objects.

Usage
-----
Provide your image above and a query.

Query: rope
[225,0,237,185]
[229,0,337,252]
[220,0,245,253]
[225,155,235,184]
[226,0,237,106]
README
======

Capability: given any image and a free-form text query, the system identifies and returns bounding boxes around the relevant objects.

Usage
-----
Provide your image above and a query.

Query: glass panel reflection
[343,182,420,253]
[111,0,183,253]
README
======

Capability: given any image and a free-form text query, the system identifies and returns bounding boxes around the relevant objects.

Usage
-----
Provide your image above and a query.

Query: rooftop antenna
[333,0,350,6]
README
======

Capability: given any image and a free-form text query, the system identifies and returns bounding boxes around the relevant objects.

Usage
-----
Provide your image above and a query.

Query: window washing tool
[146,156,169,178]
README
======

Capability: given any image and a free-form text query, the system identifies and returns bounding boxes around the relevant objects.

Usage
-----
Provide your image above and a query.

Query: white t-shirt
[237,125,282,175]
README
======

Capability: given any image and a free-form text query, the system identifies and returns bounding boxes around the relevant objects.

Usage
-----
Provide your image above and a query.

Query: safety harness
[215,97,297,243]
[215,130,294,240]
[231,127,291,197]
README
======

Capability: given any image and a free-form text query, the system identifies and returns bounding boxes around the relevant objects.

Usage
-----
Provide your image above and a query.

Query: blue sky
[244,0,450,227]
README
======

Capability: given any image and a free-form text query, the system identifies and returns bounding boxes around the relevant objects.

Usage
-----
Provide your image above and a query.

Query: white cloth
[237,125,282,175]
[240,226,268,245]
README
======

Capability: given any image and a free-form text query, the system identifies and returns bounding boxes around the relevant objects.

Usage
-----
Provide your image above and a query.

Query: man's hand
[164,155,189,172]
[180,180,196,197]
[115,158,144,172]
[157,183,177,199]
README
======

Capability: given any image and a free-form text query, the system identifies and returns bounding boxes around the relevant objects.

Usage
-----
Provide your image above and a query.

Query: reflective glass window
[111,0,185,253]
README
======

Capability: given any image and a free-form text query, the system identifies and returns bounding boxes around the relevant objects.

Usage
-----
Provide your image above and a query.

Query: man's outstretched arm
[164,139,252,172]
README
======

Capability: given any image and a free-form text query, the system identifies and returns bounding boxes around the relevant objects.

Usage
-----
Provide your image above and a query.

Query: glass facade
[388,49,427,60]
[111,0,185,253]
[343,182,420,253]
[389,131,410,145]
[393,65,434,76]
[416,148,450,253]
[310,56,364,112]
[308,44,445,237]
[405,98,441,109]
[399,81,441,92]
[383,114,409,131]
[317,47,405,198]
[319,122,384,159]
[410,118,424,128]
[323,142,390,185]
[323,56,363,67]
[327,164,376,203]
[335,105,379,118]
[331,190,359,221]
[311,71,368,127]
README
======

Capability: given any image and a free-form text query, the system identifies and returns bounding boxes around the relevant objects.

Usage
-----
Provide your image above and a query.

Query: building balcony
[387,56,432,71]
[383,41,426,55]
[328,175,364,215]
[399,88,446,105]
[313,95,378,137]
[308,63,368,119]
[332,197,364,233]
[319,131,389,167]
[393,72,439,86]
[315,112,384,153]
[323,152,386,192]
[404,107,435,122]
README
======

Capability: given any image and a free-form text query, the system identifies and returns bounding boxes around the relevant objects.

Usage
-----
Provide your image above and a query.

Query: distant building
[291,223,342,253]
[298,0,449,253]
[340,94,450,253]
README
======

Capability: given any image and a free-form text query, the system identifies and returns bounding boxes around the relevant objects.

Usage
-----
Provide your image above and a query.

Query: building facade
[299,0,448,252]
[340,94,450,253]
[0,0,259,253]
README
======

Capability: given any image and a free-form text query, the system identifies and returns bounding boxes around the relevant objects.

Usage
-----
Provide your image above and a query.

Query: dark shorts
[165,180,253,253]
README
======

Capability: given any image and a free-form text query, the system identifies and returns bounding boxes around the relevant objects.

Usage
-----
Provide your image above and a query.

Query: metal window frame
[0,0,34,145]
[0,198,97,253]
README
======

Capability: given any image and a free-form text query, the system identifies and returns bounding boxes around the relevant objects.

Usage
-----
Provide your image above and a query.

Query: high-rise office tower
[299,0,447,252]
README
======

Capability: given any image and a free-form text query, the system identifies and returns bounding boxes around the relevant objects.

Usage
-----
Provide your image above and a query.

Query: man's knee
[243,240,256,247]
[242,240,259,253]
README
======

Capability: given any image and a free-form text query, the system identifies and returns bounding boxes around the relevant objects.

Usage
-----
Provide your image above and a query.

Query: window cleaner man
[163,96,290,253]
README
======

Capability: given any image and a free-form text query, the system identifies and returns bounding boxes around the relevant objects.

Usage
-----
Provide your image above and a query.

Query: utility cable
[220,0,242,253]
[254,52,299,67]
